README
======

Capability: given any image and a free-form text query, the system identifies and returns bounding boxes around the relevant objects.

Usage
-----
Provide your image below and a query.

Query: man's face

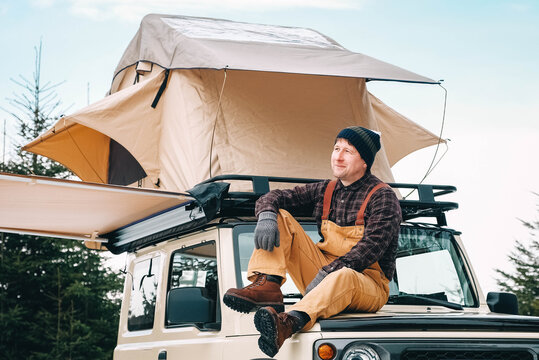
[331,138,367,186]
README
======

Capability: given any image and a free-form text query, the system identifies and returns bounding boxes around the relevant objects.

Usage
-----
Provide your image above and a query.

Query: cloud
[68,0,364,22]
[30,0,57,8]
[505,2,532,12]
[70,3,104,20]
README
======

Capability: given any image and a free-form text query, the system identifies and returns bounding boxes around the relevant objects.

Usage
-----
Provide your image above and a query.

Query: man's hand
[254,211,280,251]
[305,269,329,294]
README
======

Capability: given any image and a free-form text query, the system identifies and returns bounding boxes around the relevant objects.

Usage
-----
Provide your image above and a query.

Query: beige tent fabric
[369,93,445,166]
[25,71,168,185]
[23,121,110,183]
[155,69,440,189]
[24,68,443,192]
[157,69,216,190]
[211,70,396,182]
[130,69,401,190]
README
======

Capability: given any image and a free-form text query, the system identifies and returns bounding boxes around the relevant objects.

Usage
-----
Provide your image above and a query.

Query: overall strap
[321,180,337,220]
[355,183,390,225]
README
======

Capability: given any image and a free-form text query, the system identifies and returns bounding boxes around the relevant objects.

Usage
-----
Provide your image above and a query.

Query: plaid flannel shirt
[255,173,402,280]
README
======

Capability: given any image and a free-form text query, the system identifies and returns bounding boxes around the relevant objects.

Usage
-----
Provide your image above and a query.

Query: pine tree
[1,42,70,177]
[496,196,539,316]
[0,42,123,359]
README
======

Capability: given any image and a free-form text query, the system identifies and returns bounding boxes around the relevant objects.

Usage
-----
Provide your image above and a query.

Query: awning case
[0,173,199,253]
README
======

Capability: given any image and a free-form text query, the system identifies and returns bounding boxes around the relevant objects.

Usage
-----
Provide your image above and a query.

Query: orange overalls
[248,181,390,330]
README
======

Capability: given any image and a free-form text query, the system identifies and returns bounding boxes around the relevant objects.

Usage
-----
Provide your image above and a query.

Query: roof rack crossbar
[205,175,456,199]
[202,175,457,226]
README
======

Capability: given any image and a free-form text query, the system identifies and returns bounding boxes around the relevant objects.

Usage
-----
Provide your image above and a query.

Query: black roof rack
[105,175,457,254]
[202,175,458,226]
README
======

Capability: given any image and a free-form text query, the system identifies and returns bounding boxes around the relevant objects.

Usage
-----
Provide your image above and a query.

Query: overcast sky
[1,0,538,294]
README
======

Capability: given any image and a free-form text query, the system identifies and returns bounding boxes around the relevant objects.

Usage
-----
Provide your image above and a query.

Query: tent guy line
[209,67,228,179]
[403,83,449,199]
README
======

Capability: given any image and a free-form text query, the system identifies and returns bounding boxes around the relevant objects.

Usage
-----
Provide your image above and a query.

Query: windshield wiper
[388,294,463,310]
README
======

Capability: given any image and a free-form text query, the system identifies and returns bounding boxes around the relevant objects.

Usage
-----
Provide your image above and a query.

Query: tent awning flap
[0,173,192,243]
[23,71,167,185]
[369,92,445,166]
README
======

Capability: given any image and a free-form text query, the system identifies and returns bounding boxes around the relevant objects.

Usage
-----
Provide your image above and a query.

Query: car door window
[128,255,161,331]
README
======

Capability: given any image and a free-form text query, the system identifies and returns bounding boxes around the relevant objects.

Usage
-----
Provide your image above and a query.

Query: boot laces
[245,274,266,289]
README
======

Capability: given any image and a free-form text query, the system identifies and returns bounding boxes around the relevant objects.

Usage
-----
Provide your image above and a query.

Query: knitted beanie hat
[336,126,381,170]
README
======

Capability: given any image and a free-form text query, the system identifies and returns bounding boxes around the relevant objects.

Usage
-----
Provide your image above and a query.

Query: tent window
[108,139,147,186]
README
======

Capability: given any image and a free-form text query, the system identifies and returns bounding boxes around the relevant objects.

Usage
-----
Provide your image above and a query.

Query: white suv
[108,175,539,360]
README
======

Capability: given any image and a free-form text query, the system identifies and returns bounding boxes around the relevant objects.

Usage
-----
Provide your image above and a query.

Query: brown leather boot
[223,274,284,314]
[254,307,299,358]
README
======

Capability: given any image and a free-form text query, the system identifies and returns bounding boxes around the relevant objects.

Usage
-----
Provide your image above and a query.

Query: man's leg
[288,267,390,330]
[247,209,330,291]
[224,209,329,313]
[252,268,389,357]
[254,306,304,358]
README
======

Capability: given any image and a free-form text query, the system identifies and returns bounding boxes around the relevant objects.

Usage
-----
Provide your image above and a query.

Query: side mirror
[166,287,216,326]
[486,292,519,315]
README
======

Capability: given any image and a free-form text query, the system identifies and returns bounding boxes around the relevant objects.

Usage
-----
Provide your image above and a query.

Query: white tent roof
[110,14,437,92]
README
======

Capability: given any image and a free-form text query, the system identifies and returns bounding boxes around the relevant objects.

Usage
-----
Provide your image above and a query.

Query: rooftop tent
[23,14,443,192]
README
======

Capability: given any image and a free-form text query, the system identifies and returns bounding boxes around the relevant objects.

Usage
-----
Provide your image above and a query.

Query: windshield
[233,224,477,307]
[389,226,476,307]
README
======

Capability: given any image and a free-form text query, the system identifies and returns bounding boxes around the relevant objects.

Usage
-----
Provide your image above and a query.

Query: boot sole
[223,293,284,314]
[258,336,278,358]
[254,307,279,358]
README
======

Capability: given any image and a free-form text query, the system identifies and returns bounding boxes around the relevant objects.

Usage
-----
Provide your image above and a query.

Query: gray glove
[305,269,329,294]
[254,211,280,251]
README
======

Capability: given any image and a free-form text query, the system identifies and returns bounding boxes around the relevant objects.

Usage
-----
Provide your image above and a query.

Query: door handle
[158,350,167,360]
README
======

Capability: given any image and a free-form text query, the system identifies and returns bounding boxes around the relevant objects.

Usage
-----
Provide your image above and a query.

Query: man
[223,126,402,357]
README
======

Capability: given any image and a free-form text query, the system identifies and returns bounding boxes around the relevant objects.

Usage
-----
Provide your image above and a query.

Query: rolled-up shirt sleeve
[255,181,327,217]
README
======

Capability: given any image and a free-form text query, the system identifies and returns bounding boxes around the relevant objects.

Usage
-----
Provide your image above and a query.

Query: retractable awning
[0,173,194,251]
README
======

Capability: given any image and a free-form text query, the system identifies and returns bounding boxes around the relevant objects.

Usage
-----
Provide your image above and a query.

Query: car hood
[317,308,539,333]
